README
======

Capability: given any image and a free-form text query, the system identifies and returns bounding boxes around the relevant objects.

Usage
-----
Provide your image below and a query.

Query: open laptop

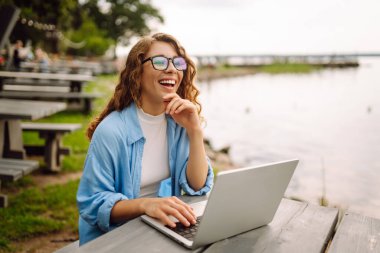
[141,159,299,249]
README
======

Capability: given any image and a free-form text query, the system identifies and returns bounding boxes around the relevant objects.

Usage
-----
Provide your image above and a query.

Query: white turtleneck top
[137,107,170,187]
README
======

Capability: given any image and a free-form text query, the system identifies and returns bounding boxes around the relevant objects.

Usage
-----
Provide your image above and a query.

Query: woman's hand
[163,93,201,133]
[141,196,197,228]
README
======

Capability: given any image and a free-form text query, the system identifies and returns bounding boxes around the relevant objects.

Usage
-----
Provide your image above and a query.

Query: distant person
[34,47,50,72]
[76,33,214,245]
[12,40,24,70]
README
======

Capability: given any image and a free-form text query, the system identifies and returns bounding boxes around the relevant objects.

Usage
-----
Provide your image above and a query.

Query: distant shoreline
[197,61,359,82]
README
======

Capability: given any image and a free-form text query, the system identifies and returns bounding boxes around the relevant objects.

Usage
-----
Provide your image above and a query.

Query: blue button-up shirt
[77,103,214,245]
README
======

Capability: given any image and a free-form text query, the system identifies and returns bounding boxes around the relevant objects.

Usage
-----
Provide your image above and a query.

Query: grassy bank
[197,62,322,81]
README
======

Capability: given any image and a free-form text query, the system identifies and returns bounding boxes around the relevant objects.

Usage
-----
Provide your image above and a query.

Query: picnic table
[0,98,66,159]
[0,98,67,207]
[0,71,94,92]
[0,71,100,114]
[56,196,340,253]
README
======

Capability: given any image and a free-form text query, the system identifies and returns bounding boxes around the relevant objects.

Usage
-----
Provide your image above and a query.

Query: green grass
[257,62,321,74]
[0,180,80,252]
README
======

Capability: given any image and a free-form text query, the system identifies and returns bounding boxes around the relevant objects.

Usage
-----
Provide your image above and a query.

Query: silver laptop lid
[192,159,298,248]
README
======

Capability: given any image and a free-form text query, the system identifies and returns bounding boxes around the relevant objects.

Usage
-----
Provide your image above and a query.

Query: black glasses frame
[142,55,187,71]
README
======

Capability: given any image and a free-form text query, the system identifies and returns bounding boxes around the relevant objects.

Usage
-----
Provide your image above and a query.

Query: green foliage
[5,0,80,53]
[82,0,164,46]
[0,180,80,252]
[3,0,163,55]
[65,18,114,56]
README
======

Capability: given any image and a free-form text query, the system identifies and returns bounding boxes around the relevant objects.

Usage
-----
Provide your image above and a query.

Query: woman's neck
[140,102,165,116]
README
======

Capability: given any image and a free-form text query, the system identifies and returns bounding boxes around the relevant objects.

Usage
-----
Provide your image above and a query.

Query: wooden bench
[328,212,380,252]
[21,123,82,172]
[2,78,84,92]
[0,158,39,207]
[0,90,101,114]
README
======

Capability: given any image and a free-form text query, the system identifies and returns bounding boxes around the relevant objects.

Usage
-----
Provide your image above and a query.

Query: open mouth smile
[159,79,176,88]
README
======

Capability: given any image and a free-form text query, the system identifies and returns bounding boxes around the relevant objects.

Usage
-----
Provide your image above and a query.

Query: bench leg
[3,120,26,159]
[0,180,8,208]
[41,132,63,172]
[84,99,92,115]
[0,120,4,157]
[0,194,8,208]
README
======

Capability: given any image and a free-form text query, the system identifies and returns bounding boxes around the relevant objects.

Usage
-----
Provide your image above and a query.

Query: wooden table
[59,197,339,253]
[0,71,94,92]
[0,98,67,159]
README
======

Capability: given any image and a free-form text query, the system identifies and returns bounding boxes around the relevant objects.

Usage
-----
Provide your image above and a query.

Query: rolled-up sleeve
[77,130,128,232]
[179,157,214,196]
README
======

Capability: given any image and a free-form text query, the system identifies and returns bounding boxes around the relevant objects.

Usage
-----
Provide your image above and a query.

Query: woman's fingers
[166,97,181,114]
[145,197,196,227]
[172,197,197,221]
[156,210,176,228]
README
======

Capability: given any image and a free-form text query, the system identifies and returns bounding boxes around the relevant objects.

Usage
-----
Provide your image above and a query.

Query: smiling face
[140,41,184,115]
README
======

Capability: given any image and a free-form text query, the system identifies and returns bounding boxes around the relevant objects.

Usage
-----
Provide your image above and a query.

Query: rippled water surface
[199,58,380,218]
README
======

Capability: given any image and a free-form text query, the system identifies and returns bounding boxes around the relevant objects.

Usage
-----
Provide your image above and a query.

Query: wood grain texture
[329,212,380,253]
[204,198,338,253]
[63,198,337,253]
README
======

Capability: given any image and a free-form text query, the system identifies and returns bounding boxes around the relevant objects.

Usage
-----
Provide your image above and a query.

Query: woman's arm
[163,93,209,191]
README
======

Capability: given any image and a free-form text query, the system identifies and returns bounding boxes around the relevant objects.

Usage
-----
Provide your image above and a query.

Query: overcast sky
[138,0,380,55]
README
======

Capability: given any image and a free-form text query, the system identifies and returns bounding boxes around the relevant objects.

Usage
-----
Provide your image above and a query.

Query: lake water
[199,57,380,219]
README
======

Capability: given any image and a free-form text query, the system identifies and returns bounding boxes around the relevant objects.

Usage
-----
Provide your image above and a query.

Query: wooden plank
[0,91,101,99]
[4,79,72,86]
[69,218,206,253]
[0,71,94,82]
[204,199,338,253]
[0,99,67,120]
[0,158,39,175]
[54,241,79,253]
[0,167,23,181]
[328,212,380,253]
[65,198,337,253]
[68,195,208,253]
[21,123,82,133]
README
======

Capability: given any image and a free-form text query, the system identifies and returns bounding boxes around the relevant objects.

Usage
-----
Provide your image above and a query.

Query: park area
[1,1,380,253]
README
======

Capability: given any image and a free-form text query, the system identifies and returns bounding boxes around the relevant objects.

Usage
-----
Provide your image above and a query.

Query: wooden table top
[0,71,94,82]
[0,98,67,120]
[65,198,338,253]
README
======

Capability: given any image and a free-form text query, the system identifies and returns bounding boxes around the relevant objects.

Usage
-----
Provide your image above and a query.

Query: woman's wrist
[186,126,203,139]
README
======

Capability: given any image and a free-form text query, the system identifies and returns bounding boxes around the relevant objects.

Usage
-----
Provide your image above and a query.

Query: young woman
[77,33,214,245]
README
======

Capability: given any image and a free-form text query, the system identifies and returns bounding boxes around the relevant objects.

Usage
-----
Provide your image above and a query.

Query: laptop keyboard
[166,216,202,241]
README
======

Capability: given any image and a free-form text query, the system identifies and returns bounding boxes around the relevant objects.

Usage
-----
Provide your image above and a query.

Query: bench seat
[0,158,39,207]
[22,123,82,172]
[3,78,71,86]
[0,90,101,114]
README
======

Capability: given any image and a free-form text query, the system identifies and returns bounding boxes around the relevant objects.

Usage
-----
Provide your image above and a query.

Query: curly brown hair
[87,33,201,139]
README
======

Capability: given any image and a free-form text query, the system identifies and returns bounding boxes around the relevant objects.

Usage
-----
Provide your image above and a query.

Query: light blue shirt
[76,103,214,245]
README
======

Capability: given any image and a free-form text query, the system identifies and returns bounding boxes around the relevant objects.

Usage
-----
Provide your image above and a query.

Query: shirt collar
[121,102,176,145]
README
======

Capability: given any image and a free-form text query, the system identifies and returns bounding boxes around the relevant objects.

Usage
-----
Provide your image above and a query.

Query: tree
[0,0,79,53]
[81,0,164,46]
[0,0,164,56]
[64,17,113,56]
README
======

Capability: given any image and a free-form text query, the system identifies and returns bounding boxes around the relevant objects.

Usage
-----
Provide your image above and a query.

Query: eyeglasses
[142,55,187,71]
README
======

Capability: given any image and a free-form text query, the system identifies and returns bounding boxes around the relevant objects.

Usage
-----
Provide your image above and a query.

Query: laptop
[141,159,299,249]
